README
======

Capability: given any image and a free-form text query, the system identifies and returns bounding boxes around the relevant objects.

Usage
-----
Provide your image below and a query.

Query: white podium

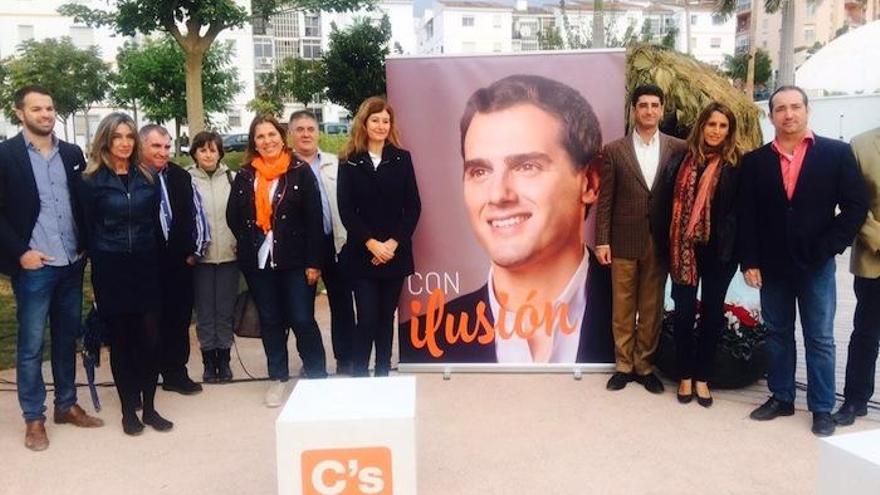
[276,376,417,495]
[819,428,880,494]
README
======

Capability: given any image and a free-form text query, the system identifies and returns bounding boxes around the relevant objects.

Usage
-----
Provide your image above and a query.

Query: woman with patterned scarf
[226,115,326,407]
[655,102,742,408]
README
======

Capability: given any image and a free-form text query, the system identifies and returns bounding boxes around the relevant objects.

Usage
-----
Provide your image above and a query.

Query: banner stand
[397,363,615,380]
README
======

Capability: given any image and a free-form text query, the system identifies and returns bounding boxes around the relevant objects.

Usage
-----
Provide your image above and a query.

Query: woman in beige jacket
[188,131,238,383]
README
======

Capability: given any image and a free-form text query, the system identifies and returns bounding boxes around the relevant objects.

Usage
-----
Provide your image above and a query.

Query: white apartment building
[417,0,735,67]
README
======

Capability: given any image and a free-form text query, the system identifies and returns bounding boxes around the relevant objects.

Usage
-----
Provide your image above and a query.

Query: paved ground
[1,250,878,494]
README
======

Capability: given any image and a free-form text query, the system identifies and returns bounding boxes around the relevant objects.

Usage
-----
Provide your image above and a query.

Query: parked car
[320,122,350,135]
[222,133,248,152]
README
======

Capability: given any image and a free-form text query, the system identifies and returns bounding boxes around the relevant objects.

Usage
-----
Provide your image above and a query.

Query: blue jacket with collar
[82,165,159,254]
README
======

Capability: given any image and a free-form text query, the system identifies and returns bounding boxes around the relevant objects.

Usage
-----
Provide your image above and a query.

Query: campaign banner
[387,50,627,366]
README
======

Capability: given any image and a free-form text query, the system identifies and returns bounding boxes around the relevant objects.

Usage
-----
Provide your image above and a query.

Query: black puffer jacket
[226,157,323,271]
[83,165,159,254]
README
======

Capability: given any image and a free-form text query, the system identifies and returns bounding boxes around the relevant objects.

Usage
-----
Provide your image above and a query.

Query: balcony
[736,0,751,14]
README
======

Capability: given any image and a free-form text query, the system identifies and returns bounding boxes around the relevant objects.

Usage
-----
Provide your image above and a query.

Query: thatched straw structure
[626,44,764,153]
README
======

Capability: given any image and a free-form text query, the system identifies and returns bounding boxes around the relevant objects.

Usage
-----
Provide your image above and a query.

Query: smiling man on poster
[403,74,614,364]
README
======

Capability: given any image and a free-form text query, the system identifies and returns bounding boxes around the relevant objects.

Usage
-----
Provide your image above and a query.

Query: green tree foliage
[59,0,373,134]
[113,37,241,136]
[538,25,565,50]
[323,16,391,115]
[0,37,110,143]
[723,48,772,87]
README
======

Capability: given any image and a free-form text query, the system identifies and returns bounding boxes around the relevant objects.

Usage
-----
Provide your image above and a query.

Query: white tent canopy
[796,20,880,94]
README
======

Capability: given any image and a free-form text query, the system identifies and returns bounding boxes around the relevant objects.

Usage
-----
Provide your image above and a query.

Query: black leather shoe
[635,373,665,394]
[812,412,835,437]
[749,397,795,421]
[122,414,144,436]
[142,410,174,432]
[832,402,868,426]
[606,372,632,391]
[677,381,694,404]
[695,381,713,408]
[162,376,203,395]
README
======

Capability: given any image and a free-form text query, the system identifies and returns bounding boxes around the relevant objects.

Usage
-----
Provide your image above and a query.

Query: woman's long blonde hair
[84,112,153,182]
[686,101,741,167]
[340,96,402,161]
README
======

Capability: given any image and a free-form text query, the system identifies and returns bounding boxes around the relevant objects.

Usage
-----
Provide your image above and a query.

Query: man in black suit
[140,124,210,394]
[401,74,614,364]
[0,85,104,451]
[739,86,868,437]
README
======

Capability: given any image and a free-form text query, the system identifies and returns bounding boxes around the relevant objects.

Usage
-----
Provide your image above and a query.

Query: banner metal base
[397,363,615,380]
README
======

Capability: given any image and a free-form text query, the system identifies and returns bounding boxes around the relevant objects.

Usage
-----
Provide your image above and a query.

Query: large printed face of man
[141,130,172,170]
[462,103,597,272]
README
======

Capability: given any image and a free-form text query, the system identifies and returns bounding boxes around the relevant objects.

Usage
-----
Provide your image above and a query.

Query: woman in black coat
[655,102,741,408]
[226,114,326,407]
[338,96,422,377]
[83,112,172,435]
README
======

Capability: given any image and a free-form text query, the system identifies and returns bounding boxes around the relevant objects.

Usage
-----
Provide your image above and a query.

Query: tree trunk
[83,108,92,150]
[592,0,605,48]
[183,47,207,135]
[777,0,795,87]
[745,0,759,99]
[175,120,181,156]
[132,100,139,129]
[61,116,69,142]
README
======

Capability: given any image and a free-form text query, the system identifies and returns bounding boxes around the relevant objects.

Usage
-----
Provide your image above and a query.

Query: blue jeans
[11,259,85,421]
[243,267,327,381]
[760,258,837,412]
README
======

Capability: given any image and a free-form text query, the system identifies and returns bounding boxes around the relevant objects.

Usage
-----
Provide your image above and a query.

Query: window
[272,11,299,38]
[710,37,722,48]
[252,16,269,36]
[228,112,242,128]
[690,37,697,49]
[493,42,502,52]
[462,16,475,27]
[762,18,769,31]
[69,26,94,49]
[276,39,298,62]
[302,39,322,59]
[304,14,321,37]
[712,15,726,26]
[253,38,274,68]
[521,40,539,51]
[493,15,502,28]
[461,41,476,52]
[807,2,818,16]
[18,25,34,43]
[690,14,698,26]
[804,26,816,44]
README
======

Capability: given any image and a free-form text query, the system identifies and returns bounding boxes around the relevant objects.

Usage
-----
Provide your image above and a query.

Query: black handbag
[233,290,261,338]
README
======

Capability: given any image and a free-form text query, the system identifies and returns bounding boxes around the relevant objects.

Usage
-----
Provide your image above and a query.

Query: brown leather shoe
[25,420,49,451]
[54,404,105,428]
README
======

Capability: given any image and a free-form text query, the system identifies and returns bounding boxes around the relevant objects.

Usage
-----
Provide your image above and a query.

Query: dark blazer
[156,163,197,265]
[337,144,421,279]
[82,165,159,253]
[653,152,742,264]
[399,253,614,364]
[0,133,87,276]
[596,132,688,259]
[226,158,323,272]
[738,135,868,275]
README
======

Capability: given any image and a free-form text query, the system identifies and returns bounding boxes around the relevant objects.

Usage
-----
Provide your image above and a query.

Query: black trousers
[671,246,737,382]
[352,276,404,376]
[158,260,195,383]
[322,236,356,365]
[844,276,880,406]
[107,312,161,416]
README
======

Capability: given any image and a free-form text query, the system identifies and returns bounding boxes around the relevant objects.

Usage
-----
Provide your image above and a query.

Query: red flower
[724,303,759,327]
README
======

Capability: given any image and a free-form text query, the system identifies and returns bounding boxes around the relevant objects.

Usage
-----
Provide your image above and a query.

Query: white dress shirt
[488,250,590,363]
[633,129,661,189]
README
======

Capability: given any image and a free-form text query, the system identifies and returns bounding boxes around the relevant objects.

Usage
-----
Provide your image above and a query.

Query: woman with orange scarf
[226,115,326,407]
[655,102,742,408]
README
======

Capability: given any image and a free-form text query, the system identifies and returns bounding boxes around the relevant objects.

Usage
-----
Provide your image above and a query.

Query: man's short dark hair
[13,85,52,110]
[289,109,318,124]
[630,84,665,107]
[769,85,809,112]
[189,130,225,162]
[459,74,602,170]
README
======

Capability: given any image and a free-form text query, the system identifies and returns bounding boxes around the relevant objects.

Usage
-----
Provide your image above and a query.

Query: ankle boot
[202,349,218,384]
[216,348,233,383]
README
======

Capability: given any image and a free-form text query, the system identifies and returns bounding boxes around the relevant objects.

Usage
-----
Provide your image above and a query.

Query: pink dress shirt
[771,130,815,200]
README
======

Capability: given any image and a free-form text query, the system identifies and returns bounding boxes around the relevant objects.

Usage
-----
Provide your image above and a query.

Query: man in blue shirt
[289,110,355,375]
[0,85,104,451]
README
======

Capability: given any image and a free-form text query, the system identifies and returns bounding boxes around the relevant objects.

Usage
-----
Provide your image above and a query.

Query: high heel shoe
[695,381,713,408]
[677,379,694,404]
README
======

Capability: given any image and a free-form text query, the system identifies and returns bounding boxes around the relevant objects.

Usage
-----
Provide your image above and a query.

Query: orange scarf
[252,151,290,233]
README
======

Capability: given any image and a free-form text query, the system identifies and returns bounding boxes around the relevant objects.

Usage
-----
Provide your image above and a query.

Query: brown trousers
[610,237,666,375]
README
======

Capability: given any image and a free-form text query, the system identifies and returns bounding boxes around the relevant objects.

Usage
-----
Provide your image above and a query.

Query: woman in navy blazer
[338,97,422,377]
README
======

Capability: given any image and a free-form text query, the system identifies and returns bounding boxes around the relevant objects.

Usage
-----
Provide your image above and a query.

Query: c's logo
[302,447,392,495]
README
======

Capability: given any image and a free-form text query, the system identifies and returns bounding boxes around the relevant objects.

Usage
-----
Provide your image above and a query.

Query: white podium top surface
[823,428,880,465]
[278,376,417,423]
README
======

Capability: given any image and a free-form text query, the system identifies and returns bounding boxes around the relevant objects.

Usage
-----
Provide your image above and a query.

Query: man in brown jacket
[596,84,686,393]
